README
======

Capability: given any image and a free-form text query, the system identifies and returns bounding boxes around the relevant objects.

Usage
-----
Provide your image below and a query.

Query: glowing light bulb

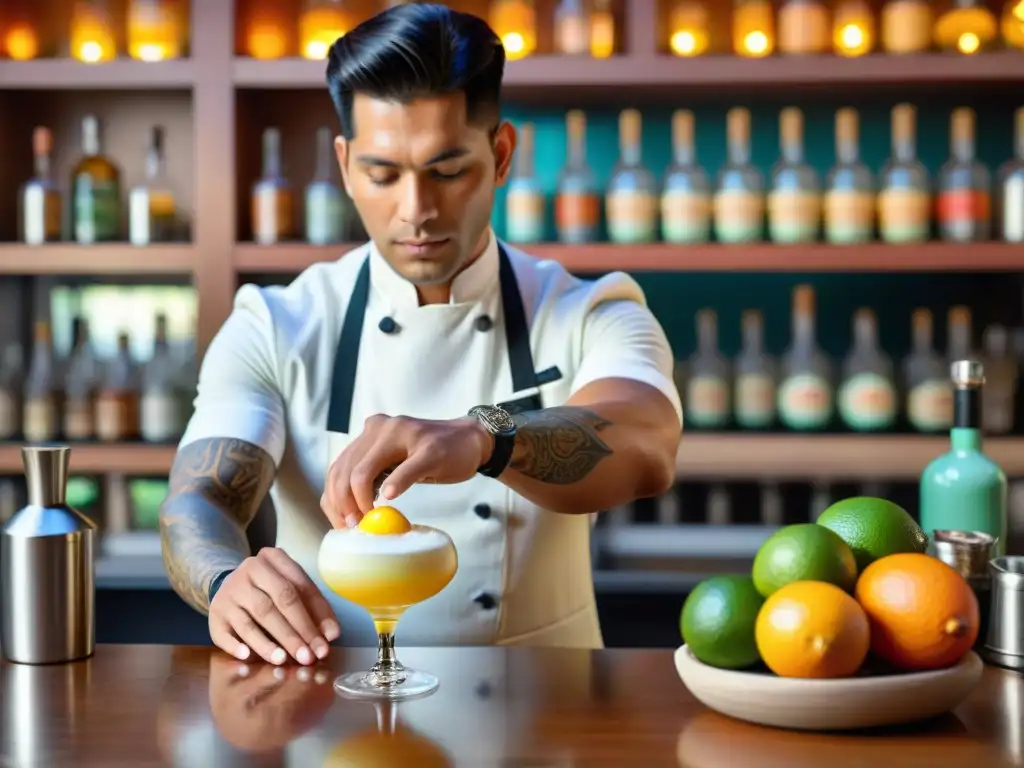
[745,30,769,54]
[957,31,981,52]
[79,41,104,62]
[4,24,40,60]
[671,31,696,55]
[1014,0,1024,21]
[503,32,525,55]
[841,24,863,48]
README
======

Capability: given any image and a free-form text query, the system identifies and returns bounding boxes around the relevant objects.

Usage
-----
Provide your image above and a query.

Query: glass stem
[367,631,406,687]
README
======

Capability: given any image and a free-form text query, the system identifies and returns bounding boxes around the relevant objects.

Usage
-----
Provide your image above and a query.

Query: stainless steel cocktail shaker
[1,445,97,664]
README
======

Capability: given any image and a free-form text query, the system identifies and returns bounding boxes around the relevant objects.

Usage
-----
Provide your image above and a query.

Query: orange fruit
[358,506,412,535]
[855,553,979,671]
[755,580,870,679]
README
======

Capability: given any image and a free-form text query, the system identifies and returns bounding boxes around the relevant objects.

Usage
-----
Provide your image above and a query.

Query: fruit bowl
[675,644,983,731]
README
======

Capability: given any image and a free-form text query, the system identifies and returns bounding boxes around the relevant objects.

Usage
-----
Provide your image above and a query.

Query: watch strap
[208,569,234,604]
[469,405,517,478]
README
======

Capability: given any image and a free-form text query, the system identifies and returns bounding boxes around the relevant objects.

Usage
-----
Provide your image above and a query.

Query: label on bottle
[556,15,589,54]
[660,190,711,243]
[1003,176,1024,242]
[937,189,991,241]
[839,373,897,431]
[778,374,832,430]
[735,373,776,428]
[555,192,600,243]
[686,375,729,428]
[824,190,874,244]
[606,191,657,244]
[22,186,63,245]
[253,185,292,245]
[74,178,120,243]
[141,392,181,442]
[63,396,95,440]
[908,380,954,432]
[0,391,20,440]
[878,188,930,243]
[881,1,932,53]
[96,393,140,442]
[23,397,57,442]
[713,189,764,243]
[305,184,343,245]
[778,3,830,53]
[768,190,821,243]
[506,188,545,243]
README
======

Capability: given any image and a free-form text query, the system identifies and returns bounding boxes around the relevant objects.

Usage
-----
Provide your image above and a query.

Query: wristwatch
[468,404,517,478]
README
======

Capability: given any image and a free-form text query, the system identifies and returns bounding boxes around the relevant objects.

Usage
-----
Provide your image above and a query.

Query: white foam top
[320,524,454,557]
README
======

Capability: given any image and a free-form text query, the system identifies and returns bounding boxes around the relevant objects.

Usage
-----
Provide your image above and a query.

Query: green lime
[752,523,858,598]
[681,575,764,670]
[816,496,928,572]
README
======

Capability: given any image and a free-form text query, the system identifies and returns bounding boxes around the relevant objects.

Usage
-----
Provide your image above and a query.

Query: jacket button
[474,315,493,332]
[473,503,491,520]
[378,316,398,334]
[473,591,497,611]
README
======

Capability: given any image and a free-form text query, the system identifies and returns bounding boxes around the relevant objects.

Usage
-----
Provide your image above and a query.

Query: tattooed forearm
[159,437,275,614]
[509,407,613,484]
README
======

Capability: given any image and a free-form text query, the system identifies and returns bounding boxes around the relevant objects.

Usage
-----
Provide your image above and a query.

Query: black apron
[326,244,561,435]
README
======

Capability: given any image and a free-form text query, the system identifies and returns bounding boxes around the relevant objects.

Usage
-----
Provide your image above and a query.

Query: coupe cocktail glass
[318,507,458,700]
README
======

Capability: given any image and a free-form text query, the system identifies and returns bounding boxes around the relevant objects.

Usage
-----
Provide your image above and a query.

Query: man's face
[335,92,515,290]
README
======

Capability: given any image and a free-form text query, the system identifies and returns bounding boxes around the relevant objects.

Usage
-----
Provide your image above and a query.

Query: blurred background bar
[1,0,1024,648]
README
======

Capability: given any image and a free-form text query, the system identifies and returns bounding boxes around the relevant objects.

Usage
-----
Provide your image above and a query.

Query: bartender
[159,3,682,667]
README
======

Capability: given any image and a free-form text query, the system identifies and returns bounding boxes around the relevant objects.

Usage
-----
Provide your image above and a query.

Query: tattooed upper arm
[509,407,613,485]
[159,437,276,614]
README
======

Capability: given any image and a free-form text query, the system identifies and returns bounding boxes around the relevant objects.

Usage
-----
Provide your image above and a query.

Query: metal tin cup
[932,530,997,653]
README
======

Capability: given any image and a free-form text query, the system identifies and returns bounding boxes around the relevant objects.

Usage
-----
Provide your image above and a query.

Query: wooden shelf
[675,434,1024,481]
[0,245,195,275]
[0,58,195,90]
[0,443,175,475]
[233,242,1024,274]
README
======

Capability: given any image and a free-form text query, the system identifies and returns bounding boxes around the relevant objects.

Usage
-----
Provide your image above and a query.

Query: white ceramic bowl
[675,644,983,731]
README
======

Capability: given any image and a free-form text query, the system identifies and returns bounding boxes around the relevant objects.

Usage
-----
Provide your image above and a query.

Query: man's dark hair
[325,3,505,139]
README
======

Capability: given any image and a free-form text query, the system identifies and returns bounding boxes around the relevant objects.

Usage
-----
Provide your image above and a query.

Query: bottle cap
[950,359,984,388]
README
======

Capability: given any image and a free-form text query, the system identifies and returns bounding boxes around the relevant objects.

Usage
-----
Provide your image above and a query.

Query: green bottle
[920,360,1008,557]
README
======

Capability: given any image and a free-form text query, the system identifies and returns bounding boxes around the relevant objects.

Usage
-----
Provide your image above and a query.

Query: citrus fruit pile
[681,497,980,679]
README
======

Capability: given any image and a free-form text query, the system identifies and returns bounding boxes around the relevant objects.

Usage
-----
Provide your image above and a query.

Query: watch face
[472,405,516,434]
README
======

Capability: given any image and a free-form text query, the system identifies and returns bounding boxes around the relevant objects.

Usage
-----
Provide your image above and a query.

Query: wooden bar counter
[1,644,1021,766]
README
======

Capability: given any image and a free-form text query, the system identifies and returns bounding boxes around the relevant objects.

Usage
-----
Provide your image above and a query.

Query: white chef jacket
[179,230,681,649]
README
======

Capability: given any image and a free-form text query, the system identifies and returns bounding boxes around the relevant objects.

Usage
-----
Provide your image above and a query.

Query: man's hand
[208,548,341,665]
[322,414,493,528]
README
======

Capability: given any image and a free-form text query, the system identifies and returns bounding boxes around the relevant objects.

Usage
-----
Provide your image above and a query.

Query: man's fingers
[378,450,437,501]
[247,565,323,663]
[350,444,405,514]
[210,612,251,661]
[256,549,339,650]
[242,587,313,665]
[226,607,289,665]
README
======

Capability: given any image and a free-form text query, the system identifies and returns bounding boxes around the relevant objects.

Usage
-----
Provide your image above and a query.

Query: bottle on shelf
[824,108,874,244]
[777,0,830,55]
[63,318,98,442]
[505,122,545,244]
[937,107,991,243]
[920,360,1008,557]
[778,285,834,432]
[141,314,183,443]
[684,309,731,430]
[252,127,293,245]
[948,305,976,361]
[23,321,59,444]
[878,104,930,245]
[129,126,177,246]
[72,115,122,245]
[605,109,658,245]
[588,0,616,57]
[880,0,933,54]
[996,107,1024,243]
[734,309,776,430]
[981,325,1018,435]
[19,126,62,246]
[832,0,875,56]
[713,107,764,244]
[127,0,184,61]
[70,0,116,63]
[732,0,775,57]
[768,107,821,244]
[660,110,710,244]
[299,0,356,60]
[488,0,537,60]
[903,308,954,433]
[667,0,710,57]
[555,111,600,244]
[1003,0,1024,49]
[95,332,140,443]
[706,484,731,525]
[553,0,588,55]
[0,345,23,442]
[934,0,997,55]
[305,126,347,246]
[838,308,897,433]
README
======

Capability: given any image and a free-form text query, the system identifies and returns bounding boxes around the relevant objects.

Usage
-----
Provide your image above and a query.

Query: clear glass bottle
[0,346,23,441]
[937,108,991,242]
[903,308,953,433]
[554,0,589,54]
[589,0,616,58]
[141,314,183,443]
[838,309,897,432]
[878,104,930,244]
[605,109,658,244]
[768,107,821,244]
[778,285,834,431]
[555,111,600,244]
[72,115,122,244]
[714,107,764,244]
[18,127,62,245]
[948,305,976,361]
[95,332,140,443]
[129,126,177,246]
[305,126,346,245]
[684,309,731,430]
[824,108,874,244]
[23,321,59,444]
[63,318,98,442]
[880,0,932,53]
[778,0,830,54]
[981,325,1017,435]
[733,309,776,430]
[660,110,711,244]
[505,122,545,244]
[252,127,292,245]
[996,106,1024,243]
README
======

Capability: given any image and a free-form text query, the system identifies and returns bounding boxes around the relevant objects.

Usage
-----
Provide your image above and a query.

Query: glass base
[334,668,440,701]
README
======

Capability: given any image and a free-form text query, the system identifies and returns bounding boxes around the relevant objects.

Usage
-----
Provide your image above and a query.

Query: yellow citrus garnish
[358,506,413,535]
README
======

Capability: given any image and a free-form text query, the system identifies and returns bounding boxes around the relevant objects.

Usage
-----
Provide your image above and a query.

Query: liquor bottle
[768,107,821,244]
[127,0,184,61]
[0,345,23,441]
[589,0,616,57]
[95,332,140,442]
[63,318,98,442]
[981,325,1017,435]
[684,309,730,430]
[824,108,874,244]
[920,360,1008,557]
[18,127,62,245]
[553,0,588,54]
[505,122,545,243]
[996,106,1024,243]
[299,0,355,60]
[72,115,122,244]
[838,308,897,432]
[878,104,930,244]
[305,126,347,245]
[778,285,834,431]
[660,110,711,244]
[880,0,932,53]
[714,107,764,243]
[937,107,991,242]
[141,314,182,442]
[129,126,177,245]
[903,308,953,433]
[733,309,776,430]
[777,0,830,54]
[605,110,658,244]
[23,321,59,444]
[489,0,537,60]
[948,305,976,361]
[252,127,292,245]
[555,111,600,244]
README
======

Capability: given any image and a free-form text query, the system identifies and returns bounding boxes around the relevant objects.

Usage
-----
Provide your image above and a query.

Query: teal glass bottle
[920,360,1008,557]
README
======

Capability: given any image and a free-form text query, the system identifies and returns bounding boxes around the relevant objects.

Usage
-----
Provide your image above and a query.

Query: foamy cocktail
[318,505,457,699]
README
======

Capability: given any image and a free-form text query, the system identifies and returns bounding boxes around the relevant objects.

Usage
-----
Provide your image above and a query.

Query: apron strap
[498,244,540,395]
[325,256,370,434]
